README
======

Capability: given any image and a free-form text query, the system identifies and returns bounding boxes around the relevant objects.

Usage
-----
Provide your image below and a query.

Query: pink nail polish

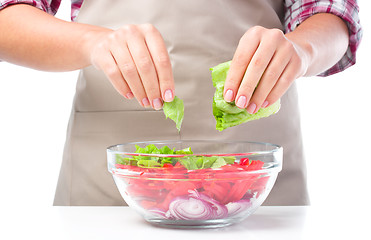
[253,106,260,114]
[142,97,150,107]
[164,89,173,102]
[152,98,163,110]
[126,92,134,99]
[262,101,269,108]
[224,89,234,102]
[236,96,247,109]
[247,103,256,114]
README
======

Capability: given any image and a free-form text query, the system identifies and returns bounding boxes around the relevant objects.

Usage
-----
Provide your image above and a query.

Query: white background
[0,0,370,222]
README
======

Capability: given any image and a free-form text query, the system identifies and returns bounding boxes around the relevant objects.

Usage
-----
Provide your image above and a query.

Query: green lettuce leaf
[210,157,227,169]
[159,146,175,163]
[200,157,218,169]
[178,157,199,170]
[223,156,236,165]
[130,144,194,168]
[175,147,193,155]
[210,61,281,131]
[163,96,184,131]
[115,154,138,166]
[178,155,235,170]
[133,144,160,161]
[137,159,163,168]
[117,144,235,170]
[179,156,218,170]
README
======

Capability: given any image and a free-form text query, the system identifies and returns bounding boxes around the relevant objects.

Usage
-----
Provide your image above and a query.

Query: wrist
[79,24,112,67]
[285,32,315,77]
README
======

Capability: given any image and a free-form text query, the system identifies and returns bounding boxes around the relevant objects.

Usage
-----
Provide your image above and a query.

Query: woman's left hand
[223,26,311,113]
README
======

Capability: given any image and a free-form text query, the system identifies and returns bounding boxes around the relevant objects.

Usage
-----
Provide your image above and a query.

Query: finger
[248,49,291,113]
[264,59,299,107]
[223,31,261,103]
[97,49,133,100]
[140,24,174,102]
[109,34,149,107]
[235,40,276,110]
[125,26,162,110]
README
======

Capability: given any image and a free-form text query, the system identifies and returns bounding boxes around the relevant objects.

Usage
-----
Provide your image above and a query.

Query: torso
[53,0,309,206]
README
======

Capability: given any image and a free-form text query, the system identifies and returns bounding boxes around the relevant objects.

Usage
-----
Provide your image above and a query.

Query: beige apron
[53,0,309,206]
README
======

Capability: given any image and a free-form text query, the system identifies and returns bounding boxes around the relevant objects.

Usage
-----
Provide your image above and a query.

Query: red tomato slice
[239,158,250,165]
[246,160,264,170]
[202,181,231,203]
[223,177,256,203]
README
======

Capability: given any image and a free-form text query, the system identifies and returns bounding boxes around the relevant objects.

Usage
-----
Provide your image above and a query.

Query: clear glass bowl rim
[107,140,282,156]
[108,140,282,177]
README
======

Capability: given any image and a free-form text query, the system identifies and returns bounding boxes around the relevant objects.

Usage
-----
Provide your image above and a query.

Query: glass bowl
[107,140,282,228]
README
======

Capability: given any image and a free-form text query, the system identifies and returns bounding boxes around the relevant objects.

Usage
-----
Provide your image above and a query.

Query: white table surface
[2,205,369,240]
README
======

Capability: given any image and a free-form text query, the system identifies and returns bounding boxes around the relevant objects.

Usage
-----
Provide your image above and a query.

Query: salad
[112,144,270,221]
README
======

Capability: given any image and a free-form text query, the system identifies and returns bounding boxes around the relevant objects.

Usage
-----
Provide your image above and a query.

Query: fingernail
[262,101,269,108]
[236,96,247,109]
[224,89,234,102]
[163,89,173,102]
[152,98,163,110]
[126,92,134,99]
[142,97,150,107]
[247,103,257,114]
[253,106,260,114]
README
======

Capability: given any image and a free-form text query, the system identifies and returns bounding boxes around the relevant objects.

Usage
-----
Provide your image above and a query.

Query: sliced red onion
[226,200,252,217]
[188,190,228,219]
[188,189,200,198]
[167,196,214,220]
[164,190,253,220]
[148,208,167,218]
[209,200,228,219]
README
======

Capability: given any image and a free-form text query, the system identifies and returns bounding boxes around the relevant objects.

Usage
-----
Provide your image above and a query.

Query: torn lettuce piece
[178,157,200,170]
[133,144,160,161]
[175,147,193,155]
[115,154,138,166]
[117,143,237,170]
[163,96,184,131]
[130,144,194,168]
[137,159,163,168]
[178,155,236,170]
[210,157,227,169]
[211,61,281,131]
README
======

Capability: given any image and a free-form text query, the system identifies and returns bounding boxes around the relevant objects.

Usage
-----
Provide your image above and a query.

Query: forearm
[0,4,109,71]
[285,13,349,77]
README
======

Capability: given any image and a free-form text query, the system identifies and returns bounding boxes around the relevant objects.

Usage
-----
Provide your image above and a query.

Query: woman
[0,0,362,206]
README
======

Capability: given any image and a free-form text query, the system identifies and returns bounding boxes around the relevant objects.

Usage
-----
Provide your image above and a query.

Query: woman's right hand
[88,24,174,110]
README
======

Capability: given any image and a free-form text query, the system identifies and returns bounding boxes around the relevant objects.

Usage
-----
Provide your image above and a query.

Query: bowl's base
[146,218,242,229]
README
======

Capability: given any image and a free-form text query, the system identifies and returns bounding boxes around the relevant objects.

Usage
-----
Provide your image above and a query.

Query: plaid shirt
[0,0,362,76]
